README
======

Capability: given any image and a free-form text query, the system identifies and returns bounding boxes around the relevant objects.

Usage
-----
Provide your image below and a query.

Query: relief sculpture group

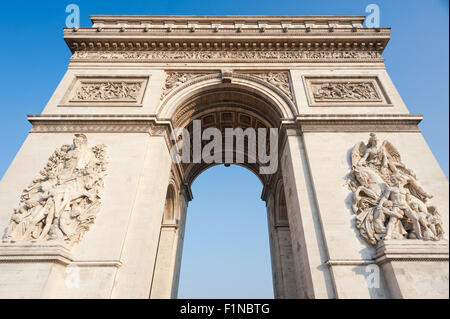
[348,133,444,245]
[3,134,107,245]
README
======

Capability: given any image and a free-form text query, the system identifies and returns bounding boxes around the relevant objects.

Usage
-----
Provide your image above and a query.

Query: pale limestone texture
[0,15,448,299]
[348,134,443,244]
[4,134,108,245]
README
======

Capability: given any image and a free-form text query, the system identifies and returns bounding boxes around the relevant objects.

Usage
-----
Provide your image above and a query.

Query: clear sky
[0,0,448,299]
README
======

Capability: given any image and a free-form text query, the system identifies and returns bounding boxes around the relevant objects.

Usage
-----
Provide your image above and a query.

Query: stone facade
[0,15,448,299]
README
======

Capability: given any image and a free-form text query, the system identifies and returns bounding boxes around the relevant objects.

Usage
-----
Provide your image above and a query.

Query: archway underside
[159,83,299,298]
[172,86,283,187]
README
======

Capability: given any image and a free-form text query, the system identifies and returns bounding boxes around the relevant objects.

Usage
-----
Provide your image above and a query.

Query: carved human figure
[390,170,433,203]
[348,133,444,245]
[3,134,107,245]
[51,134,97,219]
[378,175,423,239]
[176,134,183,156]
[408,201,436,241]
[21,196,55,240]
[426,206,444,240]
[378,200,407,240]
[357,133,388,169]
[161,73,204,99]
[75,82,141,101]
[5,171,57,240]
[314,82,378,101]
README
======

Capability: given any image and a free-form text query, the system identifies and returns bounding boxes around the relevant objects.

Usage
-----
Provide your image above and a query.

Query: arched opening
[178,165,273,298]
[277,185,289,226]
[150,78,300,299]
[149,183,181,299]
[169,83,286,187]
[163,184,176,224]
[270,182,298,298]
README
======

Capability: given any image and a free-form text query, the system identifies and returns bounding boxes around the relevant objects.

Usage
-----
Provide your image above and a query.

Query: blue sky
[0,1,448,298]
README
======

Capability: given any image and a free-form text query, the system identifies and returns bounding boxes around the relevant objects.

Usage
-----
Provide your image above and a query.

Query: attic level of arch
[71,14,389,35]
[64,15,390,56]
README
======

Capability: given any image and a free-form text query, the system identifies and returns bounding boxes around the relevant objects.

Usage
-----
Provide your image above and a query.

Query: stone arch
[162,182,178,225]
[159,73,294,189]
[275,180,289,226]
[157,73,297,121]
[153,71,304,299]
[270,178,298,298]
[150,180,181,299]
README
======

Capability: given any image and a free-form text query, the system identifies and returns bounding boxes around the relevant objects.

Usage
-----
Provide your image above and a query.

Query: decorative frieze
[305,77,391,106]
[311,81,380,102]
[61,76,149,106]
[246,72,293,100]
[72,81,142,102]
[71,50,382,63]
[161,72,208,100]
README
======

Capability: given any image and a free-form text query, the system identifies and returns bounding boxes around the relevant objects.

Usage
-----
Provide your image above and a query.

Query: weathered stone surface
[348,133,444,245]
[0,14,447,299]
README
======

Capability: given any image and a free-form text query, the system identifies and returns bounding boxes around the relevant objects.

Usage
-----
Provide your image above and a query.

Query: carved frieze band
[71,50,382,63]
[305,76,391,106]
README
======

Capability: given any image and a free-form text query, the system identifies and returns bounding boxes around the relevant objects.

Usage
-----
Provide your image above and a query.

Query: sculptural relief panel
[244,72,294,101]
[2,134,108,246]
[347,133,445,245]
[304,76,391,107]
[160,72,210,100]
[60,76,149,107]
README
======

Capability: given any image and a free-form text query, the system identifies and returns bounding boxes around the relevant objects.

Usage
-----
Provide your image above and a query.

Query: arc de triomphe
[0,15,448,299]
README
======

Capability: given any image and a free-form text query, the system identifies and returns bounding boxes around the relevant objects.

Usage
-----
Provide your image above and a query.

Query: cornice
[374,240,449,265]
[326,259,375,266]
[28,114,173,135]
[294,114,423,132]
[65,32,389,53]
[64,15,390,62]
[27,114,423,130]
[0,242,73,265]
